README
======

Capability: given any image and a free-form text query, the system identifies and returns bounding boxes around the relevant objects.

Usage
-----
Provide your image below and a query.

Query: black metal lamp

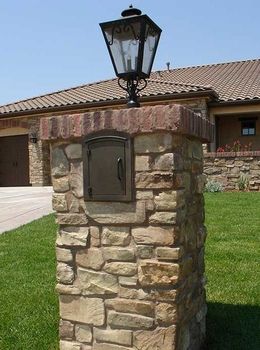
[29,132,38,143]
[100,5,162,108]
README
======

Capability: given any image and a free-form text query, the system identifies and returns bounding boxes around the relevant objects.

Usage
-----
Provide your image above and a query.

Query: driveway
[0,187,53,234]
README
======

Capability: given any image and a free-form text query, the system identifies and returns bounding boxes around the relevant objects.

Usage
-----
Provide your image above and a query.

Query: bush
[205,180,223,193]
[237,174,249,191]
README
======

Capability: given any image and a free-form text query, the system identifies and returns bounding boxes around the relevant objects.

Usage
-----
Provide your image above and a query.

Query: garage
[0,134,30,186]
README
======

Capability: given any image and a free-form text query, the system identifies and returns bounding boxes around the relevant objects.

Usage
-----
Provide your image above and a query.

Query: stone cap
[40,104,214,142]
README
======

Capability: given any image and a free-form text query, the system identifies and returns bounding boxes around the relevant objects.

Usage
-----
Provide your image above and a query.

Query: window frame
[239,118,257,137]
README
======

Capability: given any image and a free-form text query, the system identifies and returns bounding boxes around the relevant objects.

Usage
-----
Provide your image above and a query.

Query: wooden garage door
[0,135,30,186]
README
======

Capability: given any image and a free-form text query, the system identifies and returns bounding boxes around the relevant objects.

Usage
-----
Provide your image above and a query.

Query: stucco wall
[216,115,260,150]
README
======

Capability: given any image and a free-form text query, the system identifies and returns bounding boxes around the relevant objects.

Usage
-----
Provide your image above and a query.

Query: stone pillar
[28,118,51,186]
[41,104,213,350]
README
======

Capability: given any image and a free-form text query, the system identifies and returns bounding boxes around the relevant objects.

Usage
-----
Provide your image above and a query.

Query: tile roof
[0,59,259,116]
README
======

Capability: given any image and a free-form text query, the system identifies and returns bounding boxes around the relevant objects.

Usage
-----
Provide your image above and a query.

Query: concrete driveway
[0,187,53,234]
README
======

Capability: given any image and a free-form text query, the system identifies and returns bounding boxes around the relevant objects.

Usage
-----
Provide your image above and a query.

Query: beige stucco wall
[216,115,260,150]
[209,103,260,151]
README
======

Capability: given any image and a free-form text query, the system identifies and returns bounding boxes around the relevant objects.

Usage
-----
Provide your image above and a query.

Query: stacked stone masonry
[204,151,260,191]
[41,104,212,350]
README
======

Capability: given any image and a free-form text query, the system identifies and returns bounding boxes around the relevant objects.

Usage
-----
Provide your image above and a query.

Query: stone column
[41,104,213,350]
[28,118,51,186]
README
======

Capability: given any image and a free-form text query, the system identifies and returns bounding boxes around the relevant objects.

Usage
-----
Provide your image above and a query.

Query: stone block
[156,247,183,261]
[56,214,88,225]
[135,172,173,189]
[103,248,135,262]
[133,325,176,350]
[52,147,69,177]
[136,246,154,259]
[59,319,74,340]
[149,212,177,225]
[75,324,92,343]
[152,153,174,171]
[65,144,82,159]
[66,193,80,213]
[56,284,81,295]
[132,226,174,246]
[52,177,70,193]
[70,162,83,198]
[56,227,89,247]
[60,295,105,326]
[93,343,131,350]
[56,247,73,263]
[104,262,137,276]
[57,263,74,284]
[154,190,185,210]
[83,201,146,224]
[77,268,118,295]
[60,340,81,350]
[108,311,154,329]
[136,191,154,200]
[138,261,179,287]
[93,328,132,346]
[135,155,150,171]
[118,286,149,300]
[155,303,177,325]
[102,227,130,246]
[134,133,172,154]
[76,248,104,270]
[105,298,154,317]
[119,276,138,287]
[53,194,68,212]
[90,226,101,247]
[196,174,207,193]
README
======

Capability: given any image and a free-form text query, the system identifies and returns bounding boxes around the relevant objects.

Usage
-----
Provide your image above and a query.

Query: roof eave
[0,89,218,119]
[209,98,260,107]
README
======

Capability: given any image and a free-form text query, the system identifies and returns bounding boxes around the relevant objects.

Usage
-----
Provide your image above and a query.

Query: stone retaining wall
[41,104,212,350]
[204,151,260,191]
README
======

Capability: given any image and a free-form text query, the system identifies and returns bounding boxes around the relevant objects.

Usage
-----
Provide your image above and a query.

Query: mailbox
[83,131,133,201]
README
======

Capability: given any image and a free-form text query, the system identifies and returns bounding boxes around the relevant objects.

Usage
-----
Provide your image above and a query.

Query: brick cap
[40,104,214,142]
[205,151,260,158]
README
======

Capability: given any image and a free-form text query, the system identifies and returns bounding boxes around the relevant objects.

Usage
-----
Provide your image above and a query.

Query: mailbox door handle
[117,157,123,181]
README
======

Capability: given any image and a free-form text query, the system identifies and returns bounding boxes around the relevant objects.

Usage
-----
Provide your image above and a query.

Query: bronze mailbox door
[83,132,133,201]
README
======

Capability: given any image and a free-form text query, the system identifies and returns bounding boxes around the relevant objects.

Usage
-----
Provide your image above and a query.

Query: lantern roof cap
[121,5,142,17]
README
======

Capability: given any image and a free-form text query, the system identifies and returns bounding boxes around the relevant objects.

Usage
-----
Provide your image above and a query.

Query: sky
[0,0,259,105]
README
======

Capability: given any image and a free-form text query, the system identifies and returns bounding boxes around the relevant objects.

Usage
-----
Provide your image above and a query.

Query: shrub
[237,174,249,191]
[204,180,223,193]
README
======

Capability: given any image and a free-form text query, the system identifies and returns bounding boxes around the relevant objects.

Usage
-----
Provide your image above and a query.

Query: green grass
[204,192,260,350]
[0,193,259,349]
[0,214,59,350]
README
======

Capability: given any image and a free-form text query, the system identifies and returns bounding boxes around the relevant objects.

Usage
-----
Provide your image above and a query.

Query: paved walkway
[0,187,53,234]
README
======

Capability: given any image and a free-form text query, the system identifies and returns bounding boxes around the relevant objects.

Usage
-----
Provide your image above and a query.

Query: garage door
[0,135,30,186]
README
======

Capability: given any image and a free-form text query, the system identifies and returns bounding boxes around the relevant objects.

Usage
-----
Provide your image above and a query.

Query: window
[241,120,256,136]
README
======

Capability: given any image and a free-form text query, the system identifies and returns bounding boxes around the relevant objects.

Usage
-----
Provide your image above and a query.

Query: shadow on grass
[205,302,260,350]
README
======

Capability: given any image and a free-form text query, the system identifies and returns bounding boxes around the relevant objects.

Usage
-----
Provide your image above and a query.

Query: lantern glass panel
[142,22,160,76]
[103,21,141,76]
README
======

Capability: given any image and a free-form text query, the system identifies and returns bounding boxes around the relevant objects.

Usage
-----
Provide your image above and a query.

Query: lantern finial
[121,5,142,17]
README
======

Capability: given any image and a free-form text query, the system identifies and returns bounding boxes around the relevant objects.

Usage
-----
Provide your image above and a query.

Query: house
[0,58,259,187]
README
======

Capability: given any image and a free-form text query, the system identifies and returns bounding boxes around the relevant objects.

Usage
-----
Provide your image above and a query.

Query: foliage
[217,140,253,153]
[237,173,249,191]
[205,192,260,350]
[204,180,223,192]
[0,214,59,350]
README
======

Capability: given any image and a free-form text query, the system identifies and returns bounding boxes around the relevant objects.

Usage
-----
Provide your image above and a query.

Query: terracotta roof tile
[0,59,259,116]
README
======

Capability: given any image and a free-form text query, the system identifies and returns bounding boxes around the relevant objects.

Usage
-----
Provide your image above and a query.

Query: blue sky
[0,0,259,105]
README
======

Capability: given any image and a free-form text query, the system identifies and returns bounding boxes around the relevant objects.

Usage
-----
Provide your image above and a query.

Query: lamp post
[100,5,162,108]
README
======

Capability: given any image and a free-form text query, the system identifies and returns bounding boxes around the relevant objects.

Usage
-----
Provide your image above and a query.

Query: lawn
[0,214,59,350]
[0,193,259,349]
[204,192,260,350]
